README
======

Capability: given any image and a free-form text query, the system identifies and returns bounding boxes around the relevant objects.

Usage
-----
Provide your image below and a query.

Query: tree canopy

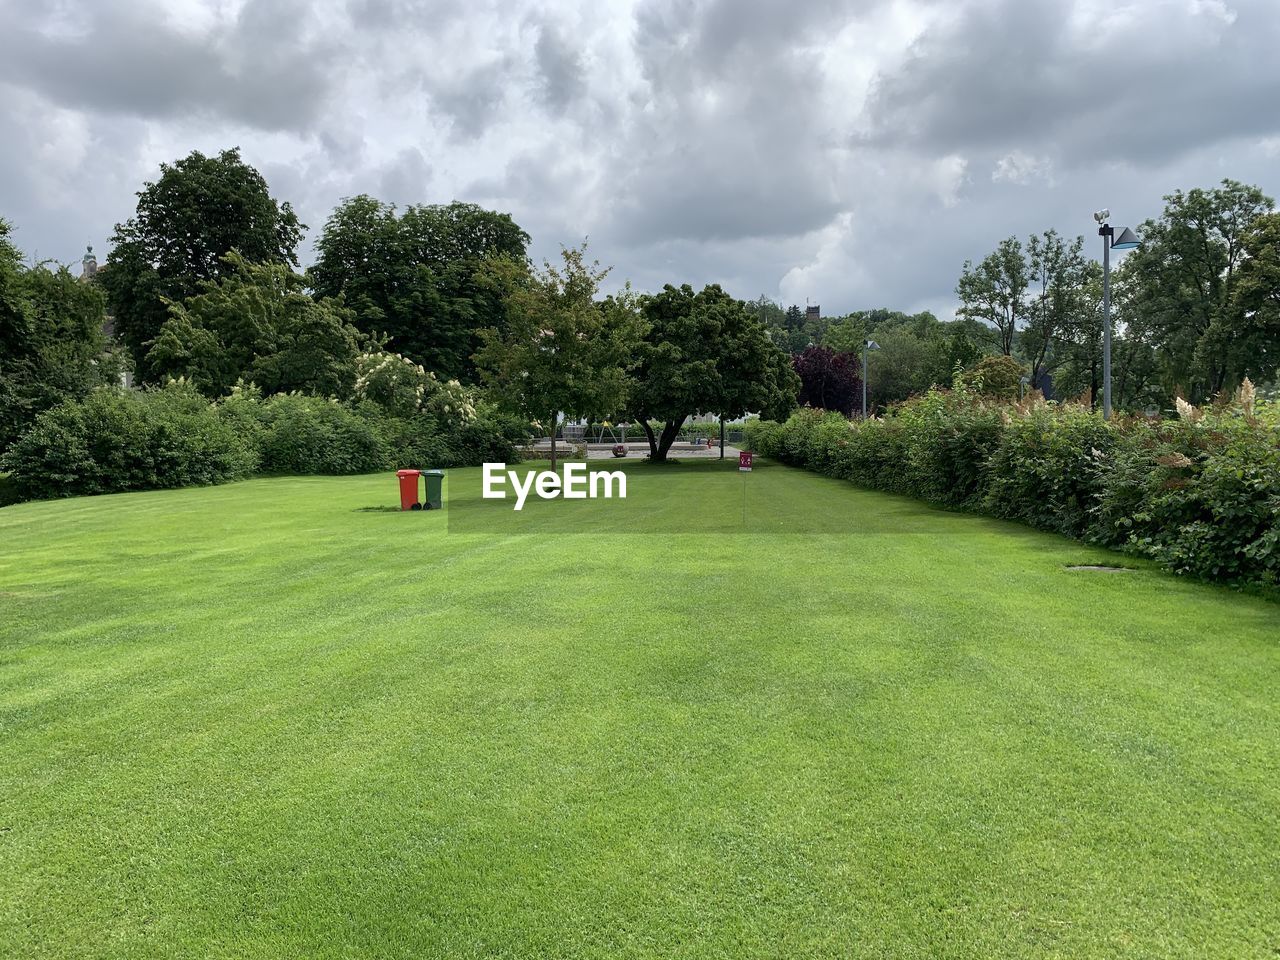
[475,246,640,468]
[147,253,363,399]
[957,237,1028,356]
[0,219,123,452]
[310,196,529,381]
[626,284,798,461]
[99,148,303,382]
[1123,179,1275,401]
[793,345,861,416]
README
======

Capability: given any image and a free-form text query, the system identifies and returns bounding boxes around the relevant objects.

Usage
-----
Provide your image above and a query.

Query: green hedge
[1,384,522,502]
[1,384,258,500]
[745,387,1280,589]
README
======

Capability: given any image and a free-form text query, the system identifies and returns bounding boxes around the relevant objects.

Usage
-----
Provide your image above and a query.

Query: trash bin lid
[421,469,445,476]
[396,469,421,477]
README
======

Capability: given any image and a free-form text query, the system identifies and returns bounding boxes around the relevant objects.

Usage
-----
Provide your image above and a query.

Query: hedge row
[0,383,522,502]
[745,385,1280,589]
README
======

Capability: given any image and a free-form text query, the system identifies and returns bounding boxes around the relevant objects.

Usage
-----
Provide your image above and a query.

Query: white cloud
[992,151,1054,186]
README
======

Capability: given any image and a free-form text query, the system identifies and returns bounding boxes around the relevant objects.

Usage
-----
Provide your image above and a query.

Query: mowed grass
[1,460,1278,959]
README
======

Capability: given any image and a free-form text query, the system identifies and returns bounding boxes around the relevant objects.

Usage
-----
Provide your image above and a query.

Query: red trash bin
[396,469,421,511]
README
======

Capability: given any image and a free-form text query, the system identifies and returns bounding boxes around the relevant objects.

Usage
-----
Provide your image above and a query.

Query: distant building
[806,304,820,324]
[80,244,132,387]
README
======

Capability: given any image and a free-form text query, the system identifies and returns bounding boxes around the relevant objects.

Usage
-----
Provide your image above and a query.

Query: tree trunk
[548,412,558,471]
[650,419,684,462]
[640,419,658,459]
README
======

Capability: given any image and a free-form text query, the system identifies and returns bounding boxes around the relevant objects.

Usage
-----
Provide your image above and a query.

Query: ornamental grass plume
[1237,377,1256,416]
[1175,396,1203,423]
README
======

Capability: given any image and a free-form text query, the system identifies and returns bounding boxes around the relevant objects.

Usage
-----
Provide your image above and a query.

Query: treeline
[750,179,1280,417]
[956,180,1279,409]
[0,146,801,497]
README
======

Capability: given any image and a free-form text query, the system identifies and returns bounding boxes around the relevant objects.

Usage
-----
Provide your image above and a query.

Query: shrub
[957,355,1025,400]
[1,382,257,500]
[254,393,388,475]
[747,381,1280,590]
[1091,390,1280,584]
[983,400,1113,536]
[894,388,1004,505]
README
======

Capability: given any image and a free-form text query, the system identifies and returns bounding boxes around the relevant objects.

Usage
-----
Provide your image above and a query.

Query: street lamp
[862,339,880,419]
[1093,210,1141,420]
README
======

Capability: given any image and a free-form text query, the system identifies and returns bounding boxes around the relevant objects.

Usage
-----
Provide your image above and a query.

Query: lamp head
[1111,226,1141,250]
[865,339,880,351]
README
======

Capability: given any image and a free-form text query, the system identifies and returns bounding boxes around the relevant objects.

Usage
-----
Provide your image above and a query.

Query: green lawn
[1,460,1278,958]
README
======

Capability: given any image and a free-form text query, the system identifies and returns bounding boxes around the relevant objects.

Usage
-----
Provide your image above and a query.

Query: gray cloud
[1,0,1278,316]
[533,22,586,110]
[864,0,1280,169]
[0,0,341,133]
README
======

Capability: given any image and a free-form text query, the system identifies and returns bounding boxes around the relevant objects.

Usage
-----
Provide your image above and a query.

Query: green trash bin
[422,469,445,510]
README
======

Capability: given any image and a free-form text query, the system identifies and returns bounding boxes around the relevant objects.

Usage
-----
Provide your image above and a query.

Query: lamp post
[862,339,880,419]
[1093,210,1141,420]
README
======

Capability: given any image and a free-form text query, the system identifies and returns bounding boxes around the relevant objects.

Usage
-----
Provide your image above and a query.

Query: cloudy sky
[1,0,1278,317]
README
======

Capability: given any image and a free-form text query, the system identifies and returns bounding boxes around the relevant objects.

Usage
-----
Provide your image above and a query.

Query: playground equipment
[594,420,628,444]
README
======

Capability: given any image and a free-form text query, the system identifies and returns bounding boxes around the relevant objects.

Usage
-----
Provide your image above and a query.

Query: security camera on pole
[1092,210,1141,420]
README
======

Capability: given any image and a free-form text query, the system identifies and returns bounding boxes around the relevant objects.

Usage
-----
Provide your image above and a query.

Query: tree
[0,219,123,451]
[99,148,303,381]
[957,237,1028,355]
[1124,179,1273,400]
[0,219,28,364]
[147,253,362,398]
[1230,211,1280,389]
[626,284,798,461]
[1022,230,1091,394]
[958,355,1026,400]
[475,246,640,469]
[824,310,989,411]
[793,345,861,416]
[310,195,529,380]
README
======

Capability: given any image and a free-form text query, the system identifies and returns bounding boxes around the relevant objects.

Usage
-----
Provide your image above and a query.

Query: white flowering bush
[421,373,477,431]
[353,350,478,430]
[353,351,429,418]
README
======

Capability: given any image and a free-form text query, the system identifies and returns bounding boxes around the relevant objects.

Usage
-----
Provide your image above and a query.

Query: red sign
[739,451,753,472]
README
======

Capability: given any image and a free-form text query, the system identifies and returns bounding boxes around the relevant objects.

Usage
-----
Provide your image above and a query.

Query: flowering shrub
[747,380,1280,589]
[353,351,429,418]
[354,349,479,434]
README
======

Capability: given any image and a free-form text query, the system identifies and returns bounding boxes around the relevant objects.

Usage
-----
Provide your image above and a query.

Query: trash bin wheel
[410,502,422,511]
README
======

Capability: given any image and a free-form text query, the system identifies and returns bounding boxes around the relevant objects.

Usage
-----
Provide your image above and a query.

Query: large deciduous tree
[626,284,798,461]
[1124,179,1272,400]
[309,196,529,381]
[1022,229,1091,394]
[99,148,303,382]
[793,345,861,416]
[1229,211,1280,389]
[0,219,124,451]
[957,237,1028,356]
[474,246,640,469]
[146,253,362,399]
